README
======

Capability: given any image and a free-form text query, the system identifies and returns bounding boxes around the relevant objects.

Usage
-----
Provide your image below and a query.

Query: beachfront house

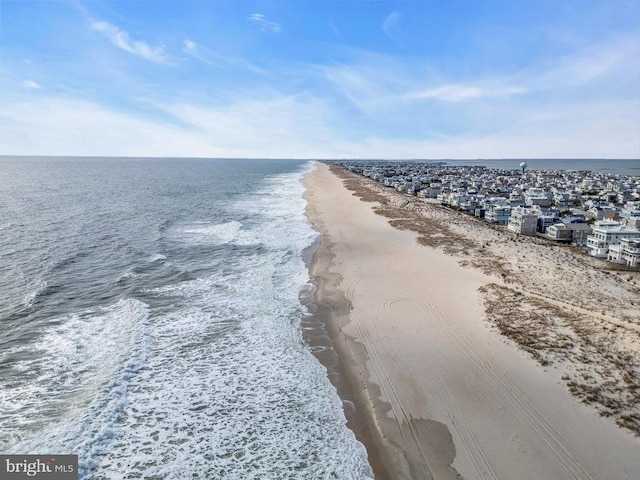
[565,221,593,246]
[485,204,512,224]
[535,208,561,233]
[507,206,538,236]
[607,238,640,268]
[540,223,573,243]
[419,182,442,198]
[586,221,640,258]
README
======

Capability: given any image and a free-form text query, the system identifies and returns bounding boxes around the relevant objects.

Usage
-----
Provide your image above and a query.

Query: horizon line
[1,155,639,161]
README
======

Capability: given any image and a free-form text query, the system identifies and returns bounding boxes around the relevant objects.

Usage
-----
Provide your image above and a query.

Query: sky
[1,0,639,159]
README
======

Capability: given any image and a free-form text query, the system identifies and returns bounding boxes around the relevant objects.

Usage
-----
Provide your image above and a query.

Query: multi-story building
[525,188,551,207]
[418,183,442,198]
[540,220,592,245]
[608,238,640,267]
[586,221,640,258]
[620,208,640,229]
[564,222,593,246]
[535,208,561,233]
[589,206,619,221]
[507,207,538,236]
[485,205,512,224]
[553,192,571,208]
[540,223,573,242]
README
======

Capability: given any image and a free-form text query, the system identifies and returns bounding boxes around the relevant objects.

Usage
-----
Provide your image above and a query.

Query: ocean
[0,157,371,479]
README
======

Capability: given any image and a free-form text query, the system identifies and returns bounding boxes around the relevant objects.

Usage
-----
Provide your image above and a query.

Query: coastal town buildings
[336,160,640,267]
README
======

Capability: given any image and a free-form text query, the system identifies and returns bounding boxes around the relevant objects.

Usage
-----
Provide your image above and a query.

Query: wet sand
[304,162,640,480]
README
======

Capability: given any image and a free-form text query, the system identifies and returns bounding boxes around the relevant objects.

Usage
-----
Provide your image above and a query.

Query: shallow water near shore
[0,157,371,478]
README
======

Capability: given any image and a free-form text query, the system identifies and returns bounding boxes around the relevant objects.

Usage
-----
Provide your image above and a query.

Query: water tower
[519,161,527,174]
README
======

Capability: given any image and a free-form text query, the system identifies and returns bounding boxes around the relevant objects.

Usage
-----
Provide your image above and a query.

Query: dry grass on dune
[480,283,640,435]
[330,164,480,256]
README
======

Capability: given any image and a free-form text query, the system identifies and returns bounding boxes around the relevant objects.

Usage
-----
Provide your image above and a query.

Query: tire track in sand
[394,267,594,480]
[345,275,435,478]
[384,293,496,480]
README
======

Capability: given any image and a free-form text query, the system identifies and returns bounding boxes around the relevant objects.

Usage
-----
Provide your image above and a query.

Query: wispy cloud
[0,95,350,158]
[407,84,528,102]
[320,53,414,114]
[248,13,281,33]
[91,21,168,63]
[382,11,403,45]
[183,39,203,59]
[22,80,40,89]
[1,92,638,158]
[329,22,341,39]
[182,39,265,74]
[525,33,640,93]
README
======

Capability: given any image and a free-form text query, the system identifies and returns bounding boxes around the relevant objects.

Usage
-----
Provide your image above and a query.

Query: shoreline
[302,239,392,479]
[303,161,640,479]
[303,163,469,479]
[302,183,393,479]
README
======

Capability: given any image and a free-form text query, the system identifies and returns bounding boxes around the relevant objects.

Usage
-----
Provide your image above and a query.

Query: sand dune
[305,162,640,480]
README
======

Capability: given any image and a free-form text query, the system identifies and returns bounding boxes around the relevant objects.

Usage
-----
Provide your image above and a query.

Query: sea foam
[95,164,371,479]
[1,298,150,468]
[1,161,371,479]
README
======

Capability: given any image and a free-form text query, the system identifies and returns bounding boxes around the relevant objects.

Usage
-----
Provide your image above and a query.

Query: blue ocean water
[0,157,371,479]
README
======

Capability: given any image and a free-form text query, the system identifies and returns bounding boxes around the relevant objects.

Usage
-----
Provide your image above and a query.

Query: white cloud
[22,80,40,89]
[320,54,414,113]
[407,84,528,102]
[321,64,387,113]
[91,21,168,64]
[0,95,349,158]
[329,22,341,38]
[248,14,281,33]
[526,33,640,93]
[1,94,637,159]
[1,34,637,160]
[183,39,198,55]
[182,39,265,74]
[183,38,216,66]
[382,11,403,45]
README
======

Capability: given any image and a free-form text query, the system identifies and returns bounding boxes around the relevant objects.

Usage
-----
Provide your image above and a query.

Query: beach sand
[304,162,640,480]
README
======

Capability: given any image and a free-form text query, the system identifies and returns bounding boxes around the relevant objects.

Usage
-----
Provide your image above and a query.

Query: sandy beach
[304,162,640,480]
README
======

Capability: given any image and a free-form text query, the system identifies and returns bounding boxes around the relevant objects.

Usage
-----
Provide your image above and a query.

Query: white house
[507,206,538,236]
[608,238,640,267]
[525,188,551,207]
[586,221,640,258]
[485,205,512,224]
[620,208,640,229]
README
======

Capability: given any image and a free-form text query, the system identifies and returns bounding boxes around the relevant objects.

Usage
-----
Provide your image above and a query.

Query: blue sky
[1,0,639,158]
